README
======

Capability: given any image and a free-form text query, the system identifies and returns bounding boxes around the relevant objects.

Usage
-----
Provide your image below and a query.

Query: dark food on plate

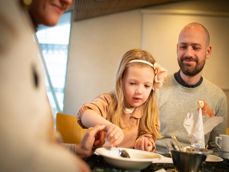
[120,149,130,158]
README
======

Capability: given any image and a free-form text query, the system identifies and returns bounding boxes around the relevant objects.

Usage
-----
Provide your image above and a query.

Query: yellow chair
[56,112,86,144]
[227,128,229,135]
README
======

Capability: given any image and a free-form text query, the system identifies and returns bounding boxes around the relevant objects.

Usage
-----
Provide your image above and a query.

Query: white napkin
[183,112,194,136]
[184,108,223,149]
[194,108,205,148]
[183,108,205,148]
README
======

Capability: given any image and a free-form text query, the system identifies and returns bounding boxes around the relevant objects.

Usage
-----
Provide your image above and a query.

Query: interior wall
[142,11,229,89]
[224,90,229,127]
[64,0,229,126]
[141,1,229,127]
[64,10,142,114]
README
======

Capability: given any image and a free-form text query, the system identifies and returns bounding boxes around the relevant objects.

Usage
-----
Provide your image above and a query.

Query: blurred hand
[104,124,124,147]
[134,136,155,152]
[79,125,106,157]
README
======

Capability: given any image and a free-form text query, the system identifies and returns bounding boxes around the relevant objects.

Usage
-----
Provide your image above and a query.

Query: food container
[171,150,206,172]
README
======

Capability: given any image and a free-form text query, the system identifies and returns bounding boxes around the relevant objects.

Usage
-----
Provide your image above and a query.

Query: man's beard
[178,56,205,76]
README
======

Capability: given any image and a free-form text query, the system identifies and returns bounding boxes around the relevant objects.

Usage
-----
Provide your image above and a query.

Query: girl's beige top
[78,92,156,148]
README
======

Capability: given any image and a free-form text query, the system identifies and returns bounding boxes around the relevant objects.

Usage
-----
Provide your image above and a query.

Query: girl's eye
[129,82,136,85]
[144,85,151,88]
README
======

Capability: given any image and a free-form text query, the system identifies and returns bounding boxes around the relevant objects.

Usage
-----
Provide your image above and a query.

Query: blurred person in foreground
[156,22,228,153]
[0,0,102,171]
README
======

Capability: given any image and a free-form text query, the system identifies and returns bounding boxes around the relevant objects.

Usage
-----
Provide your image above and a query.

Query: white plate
[95,147,162,170]
[205,154,223,162]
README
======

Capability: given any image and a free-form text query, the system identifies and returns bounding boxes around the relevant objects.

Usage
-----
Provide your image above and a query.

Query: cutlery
[171,136,183,151]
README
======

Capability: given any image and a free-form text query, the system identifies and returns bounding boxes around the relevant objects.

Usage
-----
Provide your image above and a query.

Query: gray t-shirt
[156,74,228,153]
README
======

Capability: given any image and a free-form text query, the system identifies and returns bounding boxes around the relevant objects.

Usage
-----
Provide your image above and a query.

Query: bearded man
[156,22,228,153]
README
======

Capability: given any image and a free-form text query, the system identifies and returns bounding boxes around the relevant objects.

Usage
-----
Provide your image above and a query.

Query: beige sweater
[77,92,157,149]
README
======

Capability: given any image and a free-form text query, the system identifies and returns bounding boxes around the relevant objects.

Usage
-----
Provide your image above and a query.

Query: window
[36,12,72,118]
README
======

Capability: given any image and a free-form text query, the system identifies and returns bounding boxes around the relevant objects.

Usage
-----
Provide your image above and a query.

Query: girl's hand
[134,136,155,152]
[104,124,124,147]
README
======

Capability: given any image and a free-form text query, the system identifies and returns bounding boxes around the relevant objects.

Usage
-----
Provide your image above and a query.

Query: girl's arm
[80,109,124,146]
[80,109,112,127]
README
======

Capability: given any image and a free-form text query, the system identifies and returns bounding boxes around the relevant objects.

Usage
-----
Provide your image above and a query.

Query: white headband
[127,59,168,90]
[128,59,154,68]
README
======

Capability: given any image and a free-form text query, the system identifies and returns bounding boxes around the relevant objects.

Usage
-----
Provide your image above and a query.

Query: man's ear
[176,43,179,55]
[206,45,212,59]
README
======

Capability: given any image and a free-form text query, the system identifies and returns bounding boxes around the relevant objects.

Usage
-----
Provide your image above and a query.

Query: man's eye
[179,45,187,49]
[193,46,201,51]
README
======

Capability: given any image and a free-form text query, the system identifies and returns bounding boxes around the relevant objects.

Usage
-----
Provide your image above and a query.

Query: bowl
[171,150,207,172]
[95,147,162,170]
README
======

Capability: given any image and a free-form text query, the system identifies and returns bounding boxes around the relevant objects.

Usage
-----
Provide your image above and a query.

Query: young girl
[77,49,167,152]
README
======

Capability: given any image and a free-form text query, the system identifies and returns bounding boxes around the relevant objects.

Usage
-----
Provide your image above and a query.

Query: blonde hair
[107,49,161,140]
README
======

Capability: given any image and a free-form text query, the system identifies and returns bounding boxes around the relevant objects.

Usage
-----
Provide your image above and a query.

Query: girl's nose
[135,86,143,94]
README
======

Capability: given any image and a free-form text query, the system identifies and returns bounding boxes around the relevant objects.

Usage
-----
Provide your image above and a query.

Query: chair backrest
[56,112,86,144]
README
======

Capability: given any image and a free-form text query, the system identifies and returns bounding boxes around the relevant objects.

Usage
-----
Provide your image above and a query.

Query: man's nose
[184,46,194,56]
